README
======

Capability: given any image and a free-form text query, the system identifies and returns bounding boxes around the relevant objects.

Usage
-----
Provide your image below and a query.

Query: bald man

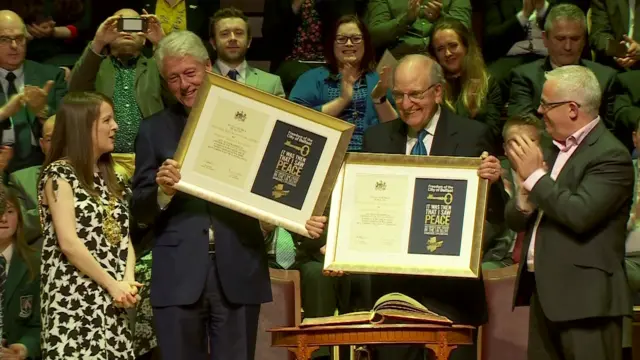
[363,54,507,360]
[0,10,66,173]
[8,115,54,245]
[69,9,167,181]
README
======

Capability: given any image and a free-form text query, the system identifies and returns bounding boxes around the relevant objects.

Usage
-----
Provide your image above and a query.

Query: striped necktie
[0,255,6,338]
[411,129,429,155]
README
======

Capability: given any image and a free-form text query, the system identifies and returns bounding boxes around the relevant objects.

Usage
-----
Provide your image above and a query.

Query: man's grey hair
[544,65,601,116]
[395,54,444,86]
[544,3,586,33]
[154,30,210,76]
[429,61,445,86]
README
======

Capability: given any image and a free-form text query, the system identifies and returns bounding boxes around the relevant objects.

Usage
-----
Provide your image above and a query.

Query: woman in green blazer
[0,188,40,360]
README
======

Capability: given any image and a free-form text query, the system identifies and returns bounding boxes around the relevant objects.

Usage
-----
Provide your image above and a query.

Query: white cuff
[157,187,174,210]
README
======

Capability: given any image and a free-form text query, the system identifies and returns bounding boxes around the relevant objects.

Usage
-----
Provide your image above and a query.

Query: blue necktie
[227,69,238,81]
[411,129,429,155]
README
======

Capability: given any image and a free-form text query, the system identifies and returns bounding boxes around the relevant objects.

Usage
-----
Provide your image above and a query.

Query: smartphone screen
[118,18,146,33]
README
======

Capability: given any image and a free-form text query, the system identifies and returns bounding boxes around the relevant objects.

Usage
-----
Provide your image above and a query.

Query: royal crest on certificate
[173,72,354,237]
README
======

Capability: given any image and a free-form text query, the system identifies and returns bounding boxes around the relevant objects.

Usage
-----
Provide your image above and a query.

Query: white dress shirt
[216,59,248,84]
[405,106,441,155]
[0,66,25,97]
[1,243,14,274]
[0,66,25,146]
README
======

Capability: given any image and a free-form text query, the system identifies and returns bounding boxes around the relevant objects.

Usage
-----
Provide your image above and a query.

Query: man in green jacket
[209,7,285,97]
[68,8,167,182]
[8,115,55,246]
[365,0,471,58]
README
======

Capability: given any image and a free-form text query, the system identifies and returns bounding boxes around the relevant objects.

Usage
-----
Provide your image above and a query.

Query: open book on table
[299,292,452,327]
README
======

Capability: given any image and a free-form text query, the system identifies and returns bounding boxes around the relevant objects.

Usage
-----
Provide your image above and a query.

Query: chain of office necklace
[95,191,121,246]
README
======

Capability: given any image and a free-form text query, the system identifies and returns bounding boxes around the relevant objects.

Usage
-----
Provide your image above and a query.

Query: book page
[299,311,372,327]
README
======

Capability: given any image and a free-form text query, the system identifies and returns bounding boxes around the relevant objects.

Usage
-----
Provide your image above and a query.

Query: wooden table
[270,323,475,360]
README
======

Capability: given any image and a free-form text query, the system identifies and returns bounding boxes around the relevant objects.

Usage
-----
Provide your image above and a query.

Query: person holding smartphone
[591,0,640,70]
[68,9,166,182]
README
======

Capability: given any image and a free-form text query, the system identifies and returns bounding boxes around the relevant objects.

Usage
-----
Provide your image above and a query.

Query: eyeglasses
[539,98,581,112]
[335,35,363,45]
[391,83,438,102]
[0,35,26,46]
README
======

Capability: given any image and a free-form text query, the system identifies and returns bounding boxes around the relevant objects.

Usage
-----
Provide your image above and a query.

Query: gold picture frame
[174,72,354,237]
[324,153,489,278]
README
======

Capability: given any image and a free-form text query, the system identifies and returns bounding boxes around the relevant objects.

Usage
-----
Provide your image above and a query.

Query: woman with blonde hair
[38,91,140,359]
[429,18,504,152]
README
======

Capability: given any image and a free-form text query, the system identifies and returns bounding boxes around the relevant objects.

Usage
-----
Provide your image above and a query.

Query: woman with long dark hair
[38,92,139,359]
[429,18,504,151]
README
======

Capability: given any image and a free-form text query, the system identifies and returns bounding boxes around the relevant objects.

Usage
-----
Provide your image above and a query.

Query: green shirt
[111,57,143,154]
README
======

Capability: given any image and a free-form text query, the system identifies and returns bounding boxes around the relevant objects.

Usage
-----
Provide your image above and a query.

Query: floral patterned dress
[133,251,157,356]
[286,0,324,62]
[38,160,134,359]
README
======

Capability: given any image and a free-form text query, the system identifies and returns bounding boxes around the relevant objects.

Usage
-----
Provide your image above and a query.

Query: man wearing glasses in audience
[0,11,67,174]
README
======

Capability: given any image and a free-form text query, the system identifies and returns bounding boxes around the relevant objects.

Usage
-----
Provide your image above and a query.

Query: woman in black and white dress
[38,91,140,359]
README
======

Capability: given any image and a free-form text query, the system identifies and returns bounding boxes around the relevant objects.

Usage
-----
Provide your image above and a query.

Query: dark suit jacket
[505,121,633,322]
[508,58,620,139]
[0,60,67,173]
[614,70,640,150]
[361,106,508,326]
[482,0,529,63]
[130,103,271,307]
[590,0,640,69]
[261,0,368,73]
[4,251,41,359]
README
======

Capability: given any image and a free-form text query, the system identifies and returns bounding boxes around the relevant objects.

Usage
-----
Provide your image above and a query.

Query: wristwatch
[373,95,387,104]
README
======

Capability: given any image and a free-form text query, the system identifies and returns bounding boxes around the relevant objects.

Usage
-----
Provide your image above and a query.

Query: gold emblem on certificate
[426,237,443,252]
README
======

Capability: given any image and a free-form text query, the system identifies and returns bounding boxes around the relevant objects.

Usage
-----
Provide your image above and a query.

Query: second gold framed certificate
[324,153,489,278]
[173,72,354,237]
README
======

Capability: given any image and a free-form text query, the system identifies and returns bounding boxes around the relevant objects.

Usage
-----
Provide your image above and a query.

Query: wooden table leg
[425,331,458,360]
[425,344,457,360]
[286,335,319,360]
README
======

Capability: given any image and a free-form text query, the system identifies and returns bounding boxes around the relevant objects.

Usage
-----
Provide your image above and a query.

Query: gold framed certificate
[174,72,354,237]
[324,153,489,278]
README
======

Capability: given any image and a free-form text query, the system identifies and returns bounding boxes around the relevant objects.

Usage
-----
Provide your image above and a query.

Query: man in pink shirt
[505,65,634,360]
